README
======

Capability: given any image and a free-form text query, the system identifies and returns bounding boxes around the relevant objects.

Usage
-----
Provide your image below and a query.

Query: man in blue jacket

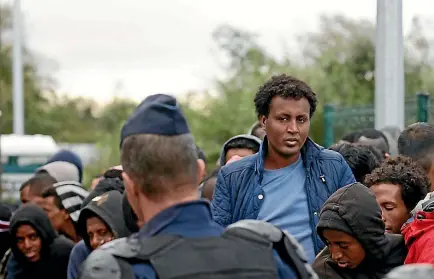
[212,74,356,263]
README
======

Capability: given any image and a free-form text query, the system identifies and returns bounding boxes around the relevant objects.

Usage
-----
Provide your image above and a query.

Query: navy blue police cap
[120,94,190,146]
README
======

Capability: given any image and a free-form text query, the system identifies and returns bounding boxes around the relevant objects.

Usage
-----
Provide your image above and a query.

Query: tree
[184,15,434,166]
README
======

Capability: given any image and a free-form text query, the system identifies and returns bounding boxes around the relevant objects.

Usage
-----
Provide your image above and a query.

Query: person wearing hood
[7,204,74,279]
[66,191,131,279]
[218,134,261,167]
[78,190,131,251]
[198,135,260,199]
[67,180,133,279]
[312,183,407,279]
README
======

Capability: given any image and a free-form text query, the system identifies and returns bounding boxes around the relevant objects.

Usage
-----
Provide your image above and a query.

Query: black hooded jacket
[8,204,74,279]
[81,177,124,208]
[78,190,131,250]
[312,183,407,279]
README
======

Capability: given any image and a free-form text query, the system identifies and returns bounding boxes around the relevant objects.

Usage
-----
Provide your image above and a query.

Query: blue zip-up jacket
[211,137,356,254]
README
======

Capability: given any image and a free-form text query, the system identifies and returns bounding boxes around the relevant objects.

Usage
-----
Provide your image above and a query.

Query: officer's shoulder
[80,248,122,279]
[79,237,138,279]
[225,219,283,242]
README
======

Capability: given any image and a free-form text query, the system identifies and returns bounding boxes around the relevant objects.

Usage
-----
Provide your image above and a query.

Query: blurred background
[0,0,433,191]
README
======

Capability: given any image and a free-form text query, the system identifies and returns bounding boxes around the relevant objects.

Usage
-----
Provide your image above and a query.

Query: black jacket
[8,204,74,279]
[78,190,131,250]
[312,183,407,279]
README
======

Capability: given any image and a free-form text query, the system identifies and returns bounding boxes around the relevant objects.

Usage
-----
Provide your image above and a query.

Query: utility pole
[13,0,24,135]
[375,0,405,131]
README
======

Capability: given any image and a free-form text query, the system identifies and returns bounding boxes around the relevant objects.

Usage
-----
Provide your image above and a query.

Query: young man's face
[42,197,69,231]
[261,96,310,160]
[20,186,31,204]
[20,186,44,205]
[370,183,409,234]
[322,229,365,269]
[16,224,42,262]
[86,216,114,250]
[225,148,255,163]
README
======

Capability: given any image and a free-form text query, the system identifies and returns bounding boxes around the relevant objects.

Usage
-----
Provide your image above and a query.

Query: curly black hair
[254,74,317,118]
[364,156,430,211]
[329,143,380,183]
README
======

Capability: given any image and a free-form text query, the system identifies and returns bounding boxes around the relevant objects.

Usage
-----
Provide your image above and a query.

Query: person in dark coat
[7,204,74,279]
[312,183,407,279]
[77,190,131,251]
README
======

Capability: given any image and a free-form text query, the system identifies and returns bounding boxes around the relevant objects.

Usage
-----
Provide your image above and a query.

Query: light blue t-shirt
[257,156,316,263]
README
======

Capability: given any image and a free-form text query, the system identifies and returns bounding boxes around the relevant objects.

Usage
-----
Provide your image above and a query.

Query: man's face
[322,229,365,269]
[20,186,44,205]
[225,148,255,163]
[86,216,114,250]
[42,197,69,231]
[261,97,310,160]
[16,224,42,262]
[20,186,31,204]
[370,183,409,234]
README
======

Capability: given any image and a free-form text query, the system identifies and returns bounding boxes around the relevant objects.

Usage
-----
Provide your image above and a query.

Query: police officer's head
[120,94,205,224]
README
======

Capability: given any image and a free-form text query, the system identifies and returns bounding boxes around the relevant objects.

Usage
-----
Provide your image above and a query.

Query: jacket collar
[255,137,322,183]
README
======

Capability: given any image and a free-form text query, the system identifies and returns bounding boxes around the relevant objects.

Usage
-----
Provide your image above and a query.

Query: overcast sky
[2,0,433,102]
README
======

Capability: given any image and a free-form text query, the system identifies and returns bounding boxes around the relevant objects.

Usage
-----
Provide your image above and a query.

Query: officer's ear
[197,159,206,186]
[122,172,140,197]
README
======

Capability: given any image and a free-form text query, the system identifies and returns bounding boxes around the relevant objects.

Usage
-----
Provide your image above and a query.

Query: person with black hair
[398,123,434,188]
[339,131,361,144]
[328,143,380,183]
[212,74,355,263]
[356,128,390,158]
[364,156,430,234]
[41,182,88,243]
[7,204,74,279]
[312,183,407,279]
[219,135,261,167]
[20,173,56,205]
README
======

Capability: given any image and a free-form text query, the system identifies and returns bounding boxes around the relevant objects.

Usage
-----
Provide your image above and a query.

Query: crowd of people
[1,74,434,278]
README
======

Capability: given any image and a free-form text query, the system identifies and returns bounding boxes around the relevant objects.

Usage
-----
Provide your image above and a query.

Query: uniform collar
[139,200,212,237]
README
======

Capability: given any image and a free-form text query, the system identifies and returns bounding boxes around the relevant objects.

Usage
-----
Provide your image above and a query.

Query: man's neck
[139,189,199,225]
[264,148,300,170]
[61,220,80,243]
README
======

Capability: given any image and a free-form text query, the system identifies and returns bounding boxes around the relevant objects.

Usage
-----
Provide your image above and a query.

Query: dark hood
[315,183,406,277]
[10,204,58,263]
[219,134,261,167]
[81,177,124,208]
[78,190,131,250]
[122,191,139,233]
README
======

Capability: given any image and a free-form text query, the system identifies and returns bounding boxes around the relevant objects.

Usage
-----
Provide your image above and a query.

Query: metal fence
[323,93,432,147]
